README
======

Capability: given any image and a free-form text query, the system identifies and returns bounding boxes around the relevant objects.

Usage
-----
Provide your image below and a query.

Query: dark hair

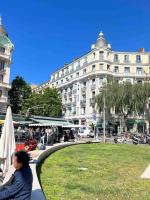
[15,151,30,167]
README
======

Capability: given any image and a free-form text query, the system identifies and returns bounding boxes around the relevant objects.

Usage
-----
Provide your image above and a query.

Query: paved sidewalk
[141,164,150,179]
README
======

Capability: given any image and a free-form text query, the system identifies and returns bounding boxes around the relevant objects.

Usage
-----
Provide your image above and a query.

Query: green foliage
[22,88,62,117]
[8,76,31,114]
[96,81,150,130]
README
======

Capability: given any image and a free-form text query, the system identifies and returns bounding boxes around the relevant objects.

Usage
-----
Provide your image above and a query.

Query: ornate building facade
[32,32,150,124]
[0,17,14,113]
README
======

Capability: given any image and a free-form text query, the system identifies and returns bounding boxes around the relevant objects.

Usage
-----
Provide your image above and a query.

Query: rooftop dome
[0,17,13,49]
[0,16,8,37]
[92,31,111,50]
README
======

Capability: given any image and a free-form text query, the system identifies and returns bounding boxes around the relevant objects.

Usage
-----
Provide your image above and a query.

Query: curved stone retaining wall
[31,142,85,200]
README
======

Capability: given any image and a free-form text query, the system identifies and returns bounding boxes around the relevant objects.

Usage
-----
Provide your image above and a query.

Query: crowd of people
[15,126,76,146]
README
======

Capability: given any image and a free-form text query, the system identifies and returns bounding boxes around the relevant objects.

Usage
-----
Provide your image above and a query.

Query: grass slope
[38,143,150,200]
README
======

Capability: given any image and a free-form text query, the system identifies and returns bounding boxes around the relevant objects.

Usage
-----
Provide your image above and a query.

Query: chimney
[138,48,145,53]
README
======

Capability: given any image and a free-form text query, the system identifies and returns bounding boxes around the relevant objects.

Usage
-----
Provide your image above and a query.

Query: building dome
[0,16,8,37]
[93,31,111,50]
[0,17,13,49]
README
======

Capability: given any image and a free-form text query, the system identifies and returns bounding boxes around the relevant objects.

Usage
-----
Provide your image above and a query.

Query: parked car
[78,127,94,138]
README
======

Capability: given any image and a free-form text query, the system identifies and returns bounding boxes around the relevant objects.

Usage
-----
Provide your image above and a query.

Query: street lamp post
[103,93,106,142]
[103,77,107,143]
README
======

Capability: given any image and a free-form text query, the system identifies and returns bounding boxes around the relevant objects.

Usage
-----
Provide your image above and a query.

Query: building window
[136,67,143,75]
[0,75,3,83]
[137,79,142,84]
[83,69,86,74]
[61,69,64,77]
[92,65,96,72]
[92,91,95,97]
[83,82,86,86]
[124,67,130,74]
[0,60,5,70]
[99,77,103,84]
[114,66,119,73]
[0,47,5,53]
[100,64,103,70]
[93,52,96,59]
[136,55,141,63]
[114,54,119,62]
[107,65,110,70]
[56,73,59,79]
[76,72,79,77]
[82,107,86,115]
[126,78,132,83]
[99,51,104,60]
[124,55,129,63]
[149,55,150,63]
[92,78,95,85]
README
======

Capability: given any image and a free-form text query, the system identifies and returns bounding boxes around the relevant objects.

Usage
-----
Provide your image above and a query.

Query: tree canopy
[96,81,150,131]
[8,76,31,114]
[21,88,62,117]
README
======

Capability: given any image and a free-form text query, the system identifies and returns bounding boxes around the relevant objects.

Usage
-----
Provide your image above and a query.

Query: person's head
[13,151,30,170]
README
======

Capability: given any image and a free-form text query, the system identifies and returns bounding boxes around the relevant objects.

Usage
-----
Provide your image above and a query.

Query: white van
[78,127,94,138]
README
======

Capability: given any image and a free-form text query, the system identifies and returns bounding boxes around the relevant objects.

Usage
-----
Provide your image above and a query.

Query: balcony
[0,52,10,60]
[72,100,76,106]
[72,111,76,116]
[81,86,86,93]
[64,94,67,99]
[66,102,72,108]
[70,69,74,73]
[73,89,77,94]
[83,60,88,66]
[90,97,96,105]
[124,59,130,64]
[91,84,96,90]
[0,96,7,103]
[61,73,65,78]
[68,91,72,96]
[0,68,6,74]
[113,59,120,63]
[0,82,11,89]
[99,56,104,61]
[80,99,86,107]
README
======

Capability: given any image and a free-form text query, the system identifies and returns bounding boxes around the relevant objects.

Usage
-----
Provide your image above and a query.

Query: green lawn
[38,143,150,200]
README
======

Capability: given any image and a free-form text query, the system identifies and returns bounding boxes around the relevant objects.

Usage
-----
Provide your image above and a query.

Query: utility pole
[103,77,107,143]
[103,93,106,142]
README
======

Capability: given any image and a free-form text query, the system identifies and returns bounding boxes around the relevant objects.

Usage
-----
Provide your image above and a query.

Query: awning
[63,124,88,128]
[0,120,18,125]
[29,119,73,127]
[15,121,33,125]
[0,120,4,125]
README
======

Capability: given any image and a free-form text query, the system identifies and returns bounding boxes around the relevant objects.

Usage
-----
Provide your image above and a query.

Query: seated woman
[0,151,33,200]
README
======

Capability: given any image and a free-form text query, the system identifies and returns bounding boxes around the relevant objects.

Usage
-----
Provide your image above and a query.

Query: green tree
[96,81,150,132]
[22,88,62,117]
[8,76,31,114]
[96,81,134,130]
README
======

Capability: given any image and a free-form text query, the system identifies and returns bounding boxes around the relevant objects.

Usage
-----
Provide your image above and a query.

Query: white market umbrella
[0,106,16,173]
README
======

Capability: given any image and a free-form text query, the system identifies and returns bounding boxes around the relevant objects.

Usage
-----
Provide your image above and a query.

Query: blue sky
[1,0,150,85]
